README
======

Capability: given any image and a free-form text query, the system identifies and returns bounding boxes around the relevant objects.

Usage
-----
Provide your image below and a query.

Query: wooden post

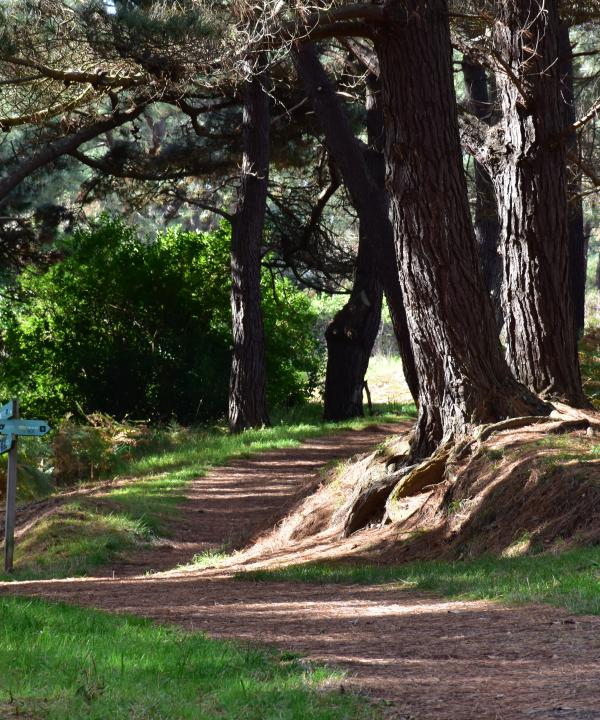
[4,399,18,573]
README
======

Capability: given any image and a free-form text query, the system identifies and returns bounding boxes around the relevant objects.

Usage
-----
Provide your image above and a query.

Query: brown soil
[2,421,600,719]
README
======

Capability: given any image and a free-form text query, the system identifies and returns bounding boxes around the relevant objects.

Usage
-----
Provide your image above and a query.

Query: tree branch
[573,95,600,132]
[0,104,147,203]
[0,86,96,129]
[1,55,147,90]
[171,190,234,222]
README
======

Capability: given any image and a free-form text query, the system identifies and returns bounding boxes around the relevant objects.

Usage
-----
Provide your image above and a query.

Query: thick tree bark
[559,21,587,337]
[492,0,585,405]
[462,59,503,328]
[293,43,418,420]
[323,233,383,421]
[228,64,271,431]
[375,0,549,457]
[365,72,419,402]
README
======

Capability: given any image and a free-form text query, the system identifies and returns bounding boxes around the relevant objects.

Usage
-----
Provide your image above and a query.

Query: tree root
[473,415,555,443]
[339,463,417,537]
[339,410,600,536]
[385,446,450,522]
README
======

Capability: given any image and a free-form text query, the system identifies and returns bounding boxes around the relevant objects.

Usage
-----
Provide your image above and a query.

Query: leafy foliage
[0,217,322,422]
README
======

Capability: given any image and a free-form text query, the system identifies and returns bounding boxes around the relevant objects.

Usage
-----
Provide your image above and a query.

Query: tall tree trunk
[323,234,383,421]
[492,0,585,405]
[375,0,549,457]
[228,63,271,431]
[462,59,503,328]
[365,72,419,402]
[293,43,418,419]
[559,21,587,337]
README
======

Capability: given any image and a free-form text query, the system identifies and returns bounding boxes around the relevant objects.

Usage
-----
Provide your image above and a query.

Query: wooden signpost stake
[1,398,50,573]
[4,399,18,573]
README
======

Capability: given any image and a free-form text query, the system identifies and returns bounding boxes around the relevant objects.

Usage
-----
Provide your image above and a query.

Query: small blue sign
[0,420,51,437]
[0,401,16,422]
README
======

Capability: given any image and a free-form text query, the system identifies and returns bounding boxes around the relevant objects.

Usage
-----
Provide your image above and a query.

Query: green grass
[239,547,600,615]
[6,502,155,580]
[0,596,378,720]
[3,403,415,581]
[580,330,600,407]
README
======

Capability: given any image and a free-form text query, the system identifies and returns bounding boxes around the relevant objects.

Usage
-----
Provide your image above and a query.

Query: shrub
[0,218,322,422]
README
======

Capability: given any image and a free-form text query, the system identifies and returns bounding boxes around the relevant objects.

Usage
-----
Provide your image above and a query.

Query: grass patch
[3,403,414,580]
[0,596,377,720]
[365,355,413,405]
[5,503,154,581]
[179,547,233,570]
[580,330,600,408]
[239,547,600,615]
[524,433,600,467]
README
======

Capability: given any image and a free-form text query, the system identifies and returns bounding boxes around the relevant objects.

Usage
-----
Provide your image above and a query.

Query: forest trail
[98,422,406,576]
[2,424,600,720]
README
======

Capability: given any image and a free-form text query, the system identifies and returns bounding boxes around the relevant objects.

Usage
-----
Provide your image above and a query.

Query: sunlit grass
[580,330,600,408]
[0,596,378,720]
[7,503,153,581]
[365,355,413,405]
[240,547,600,615]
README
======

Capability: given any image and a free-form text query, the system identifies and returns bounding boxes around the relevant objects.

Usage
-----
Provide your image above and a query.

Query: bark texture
[323,238,383,421]
[559,21,587,337]
[462,59,503,328]
[228,65,271,432]
[492,0,585,405]
[365,72,420,402]
[293,43,418,420]
[375,0,549,457]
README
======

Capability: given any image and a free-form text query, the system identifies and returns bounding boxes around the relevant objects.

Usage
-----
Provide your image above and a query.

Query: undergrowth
[0,596,378,720]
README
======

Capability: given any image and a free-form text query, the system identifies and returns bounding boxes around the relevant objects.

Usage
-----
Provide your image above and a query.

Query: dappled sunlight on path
[2,422,600,719]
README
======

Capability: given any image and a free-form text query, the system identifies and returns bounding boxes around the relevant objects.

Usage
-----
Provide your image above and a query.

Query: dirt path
[99,423,404,576]
[2,424,600,720]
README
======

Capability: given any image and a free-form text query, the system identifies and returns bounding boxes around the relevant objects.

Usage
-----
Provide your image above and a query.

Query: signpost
[0,400,16,422]
[2,399,50,572]
[0,420,50,437]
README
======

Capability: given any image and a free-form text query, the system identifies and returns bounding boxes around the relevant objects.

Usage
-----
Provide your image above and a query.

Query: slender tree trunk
[228,63,271,431]
[375,0,549,457]
[293,43,418,419]
[462,59,503,328]
[559,21,587,337]
[492,0,585,405]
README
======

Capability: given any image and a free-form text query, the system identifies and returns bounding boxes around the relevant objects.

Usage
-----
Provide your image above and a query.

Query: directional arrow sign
[0,400,16,421]
[0,435,14,454]
[0,420,51,437]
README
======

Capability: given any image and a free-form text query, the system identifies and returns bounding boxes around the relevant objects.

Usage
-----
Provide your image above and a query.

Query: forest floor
[2,421,600,719]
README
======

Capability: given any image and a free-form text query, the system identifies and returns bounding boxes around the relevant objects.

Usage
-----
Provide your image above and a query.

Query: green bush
[0,218,322,422]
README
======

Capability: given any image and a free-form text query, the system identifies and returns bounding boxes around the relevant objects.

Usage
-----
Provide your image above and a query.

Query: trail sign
[0,420,50,437]
[1,399,51,572]
[0,400,16,421]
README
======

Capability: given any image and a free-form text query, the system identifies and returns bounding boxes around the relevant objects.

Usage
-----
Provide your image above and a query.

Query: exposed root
[473,415,555,443]
[385,446,450,522]
[334,409,600,538]
[339,463,417,537]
